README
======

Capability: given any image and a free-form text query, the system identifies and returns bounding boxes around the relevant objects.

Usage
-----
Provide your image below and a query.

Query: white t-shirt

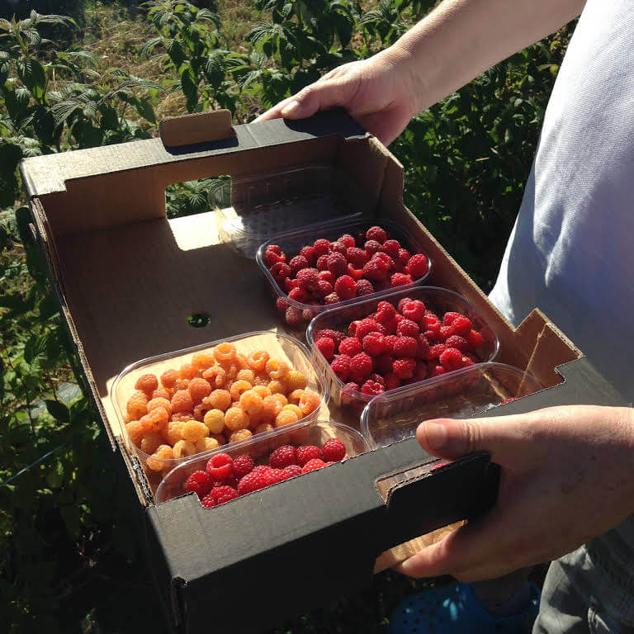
[489,0,634,402]
[490,0,634,623]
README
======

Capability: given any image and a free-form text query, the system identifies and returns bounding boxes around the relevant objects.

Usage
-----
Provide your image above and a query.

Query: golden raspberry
[235,353,249,369]
[253,374,270,387]
[299,390,321,416]
[288,389,305,405]
[236,369,255,384]
[239,390,263,417]
[206,388,232,411]
[171,389,194,414]
[268,380,286,395]
[266,358,289,379]
[170,412,192,422]
[275,409,300,427]
[165,421,185,445]
[161,369,178,388]
[254,423,274,435]
[172,439,197,459]
[252,385,270,398]
[247,350,269,372]
[147,397,172,416]
[196,437,220,452]
[135,373,158,395]
[140,432,163,455]
[152,388,172,400]
[214,342,236,365]
[175,378,190,390]
[146,445,174,472]
[262,395,284,419]
[285,369,308,391]
[192,403,206,421]
[224,407,250,431]
[202,366,227,388]
[229,429,252,443]
[179,363,197,380]
[126,391,148,420]
[188,377,212,403]
[203,409,225,434]
[230,379,252,401]
[141,408,169,432]
[281,403,303,419]
[181,420,209,443]
[126,420,144,446]
[191,350,215,370]
[225,364,239,381]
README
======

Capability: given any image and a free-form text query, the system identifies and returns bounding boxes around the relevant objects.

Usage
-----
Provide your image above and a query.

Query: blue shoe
[389,582,540,634]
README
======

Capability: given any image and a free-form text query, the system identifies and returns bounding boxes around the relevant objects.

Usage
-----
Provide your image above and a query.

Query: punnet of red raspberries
[313,297,488,399]
[264,226,430,325]
[183,438,348,508]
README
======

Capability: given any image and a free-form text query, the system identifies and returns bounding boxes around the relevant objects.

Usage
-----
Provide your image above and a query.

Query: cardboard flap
[159,110,235,148]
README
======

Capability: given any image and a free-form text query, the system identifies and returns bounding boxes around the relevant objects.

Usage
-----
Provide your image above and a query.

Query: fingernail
[280,100,300,117]
[424,422,448,450]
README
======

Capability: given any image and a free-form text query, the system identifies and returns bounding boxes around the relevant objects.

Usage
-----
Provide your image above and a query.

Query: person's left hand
[397,405,634,582]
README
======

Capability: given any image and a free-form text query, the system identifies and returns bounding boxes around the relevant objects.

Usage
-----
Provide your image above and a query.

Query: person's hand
[397,405,634,582]
[254,48,421,146]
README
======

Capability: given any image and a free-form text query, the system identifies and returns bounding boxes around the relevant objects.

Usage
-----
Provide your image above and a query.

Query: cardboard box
[20,110,626,633]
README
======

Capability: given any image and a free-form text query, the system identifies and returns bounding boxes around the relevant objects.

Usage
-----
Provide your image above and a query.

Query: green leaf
[16,58,47,102]
[45,399,70,423]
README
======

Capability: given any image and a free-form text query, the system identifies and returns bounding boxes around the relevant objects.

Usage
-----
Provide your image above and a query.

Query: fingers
[254,96,297,122]
[416,415,528,463]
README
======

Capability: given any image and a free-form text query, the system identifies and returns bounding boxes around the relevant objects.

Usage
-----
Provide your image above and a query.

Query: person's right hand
[255,48,421,146]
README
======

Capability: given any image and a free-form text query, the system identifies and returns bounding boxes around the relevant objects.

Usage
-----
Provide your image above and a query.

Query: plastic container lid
[256,216,432,333]
[112,330,328,487]
[360,362,543,448]
[156,419,368,504]
[307,286,499,411]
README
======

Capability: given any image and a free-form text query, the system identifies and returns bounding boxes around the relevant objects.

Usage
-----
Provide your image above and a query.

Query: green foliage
[0,1,572,631]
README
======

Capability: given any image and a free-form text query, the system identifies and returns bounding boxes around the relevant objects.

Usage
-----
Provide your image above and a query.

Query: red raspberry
[445,335,471,353]
[361,380,385,396]
[439,325,454,340]
[406,253,429,278]
[285,306,304,327]
[391,272,413,287]
[369,373,386,386]
[282,464,302,479]
[364,239,382,256]
[327,252,348,276]
[209,485,239,506]
[270,262,292,282]
[316,254,329,271]
[461,356,475,367]
[341,382,360,404]
[397,297,414,312]
[331,241,348,256]
[348,320,360,336]
[375,354,394,374]
[264,247,286,266]
[288,287,308,303]
[423,313,441,332]
[393,336,418,358]
[316,336,336,361]
[467,329,485,349]
[377,301,397,320]
[416,335,431,359]
[393,358,416,380]
[316,280,334,297]
[355,318,384,340]
[200,493,216,508]
[206,453,234,482]
[233,454,254,478]
[269,445,298,469]
[428,343,447,359]
[347,247,369,266]
[414,361,428,381]
[334,275,356,300]
[238,467,274,494]
[381,239,401,259]
[396,318,420,337]
[439,347,464,371]
[313,239,331,256]
[318,269,334,284]
[366,226,388,243]
[322,438,346,462]
[383,334,399,355]
[185,470,213,498]
[302,458,326,473]
[384,372,401,390]
[276,297,289,313]
[430,365,446,378]
[324,292,341,304]
[317,328,345,343]
[373,251,394,267]
[297,245,315,264]
[355,279,375,296]
[443,311,462,326]
[338,233,356,248]
[296,268,320,292]
[362,332,385,356]
[401,300,426,323]
[350,352,373,382]
[289,255,309,275]
[266,244,282,255]
[452,315,473,336]
[347,264,364,280]
[398,248,411,268]
[296,445,323,466]
[339,336,362,356]
[331,354,352,381]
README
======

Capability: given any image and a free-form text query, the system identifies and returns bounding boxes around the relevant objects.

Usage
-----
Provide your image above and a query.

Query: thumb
[417,416,525,464]
[277,78,357,120]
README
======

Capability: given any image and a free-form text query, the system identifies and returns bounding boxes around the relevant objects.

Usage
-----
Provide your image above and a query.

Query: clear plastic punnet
[307,286,499,412]
[256,217,432,334]
[155,419,369,504]
[112,331,327,488]
[360,362,543,448]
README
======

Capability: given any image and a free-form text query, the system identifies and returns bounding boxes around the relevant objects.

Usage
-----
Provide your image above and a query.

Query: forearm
[384,0,586,112]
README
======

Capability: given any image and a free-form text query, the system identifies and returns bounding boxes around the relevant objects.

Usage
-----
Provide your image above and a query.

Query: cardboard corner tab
[159,110,235,148]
